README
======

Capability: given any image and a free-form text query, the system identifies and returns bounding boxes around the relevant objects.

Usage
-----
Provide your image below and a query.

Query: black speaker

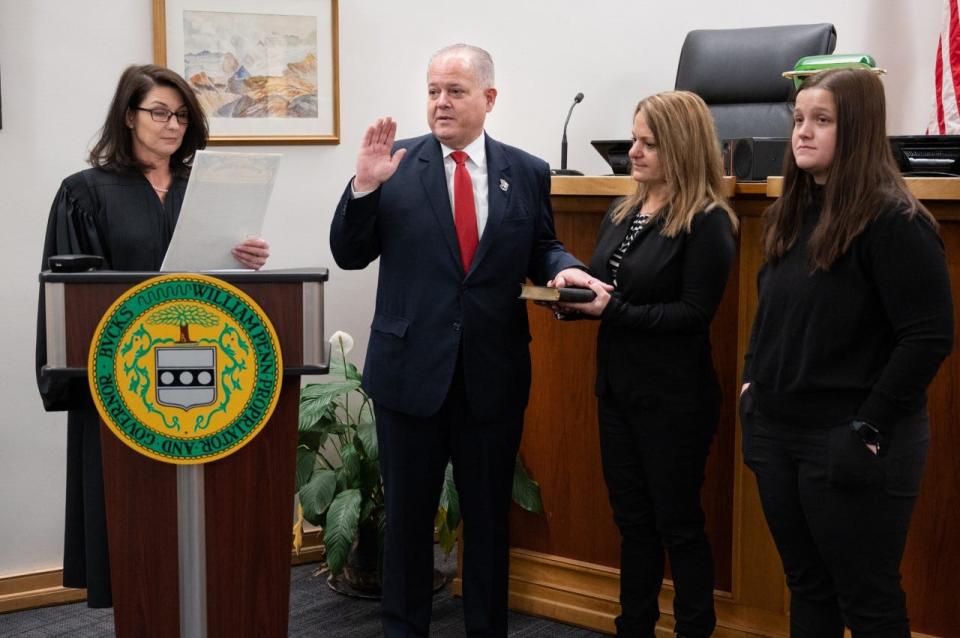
[723,137,789,182]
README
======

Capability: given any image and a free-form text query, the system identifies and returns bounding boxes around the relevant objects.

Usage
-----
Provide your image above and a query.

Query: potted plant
[294,331,543,593]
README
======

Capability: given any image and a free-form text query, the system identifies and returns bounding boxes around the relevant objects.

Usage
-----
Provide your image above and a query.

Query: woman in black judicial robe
[35,64,270,607]
[555,91,737,638]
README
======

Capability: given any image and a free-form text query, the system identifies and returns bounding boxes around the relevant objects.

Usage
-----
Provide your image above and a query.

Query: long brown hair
[612,90,737,236]
[762,68,936,269]
[89,64,208,177]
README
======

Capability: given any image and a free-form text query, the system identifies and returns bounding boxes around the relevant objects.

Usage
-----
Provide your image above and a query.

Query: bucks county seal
[88,274,283,464]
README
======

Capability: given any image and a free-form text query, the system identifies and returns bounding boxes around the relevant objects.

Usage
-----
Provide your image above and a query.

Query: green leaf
[358,458,383,498]
[436,513,459,555]
[299,469,337,525]
[511,454,543,514]
[438,463,460,529]
[299,381,361,430]
[325,420,350,437]
[359,498,374,525]
[340,443,360,486]
[328,356,363,382]
[324,489,362,575]
[356,420,378,460]
[295,447,316,493]
[435,463,461,555]
[297,429,328,454]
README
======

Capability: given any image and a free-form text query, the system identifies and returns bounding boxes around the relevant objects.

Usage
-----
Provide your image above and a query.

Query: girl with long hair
[741,68,953,637]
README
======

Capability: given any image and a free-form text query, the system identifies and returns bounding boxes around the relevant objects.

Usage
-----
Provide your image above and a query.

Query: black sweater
[744,190,954,432]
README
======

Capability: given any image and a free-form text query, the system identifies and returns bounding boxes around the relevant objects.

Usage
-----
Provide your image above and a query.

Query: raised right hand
[353,117,407,192]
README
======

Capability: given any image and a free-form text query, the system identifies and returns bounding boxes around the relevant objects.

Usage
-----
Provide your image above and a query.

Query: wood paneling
[901,220,960,638]
[508,194,617,567]
[508,177,960,638]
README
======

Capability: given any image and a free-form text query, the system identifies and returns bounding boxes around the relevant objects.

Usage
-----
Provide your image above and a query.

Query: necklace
[150,182,169,193]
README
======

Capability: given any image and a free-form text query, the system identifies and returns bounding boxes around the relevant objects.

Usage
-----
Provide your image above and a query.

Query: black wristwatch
[850,419,883,456]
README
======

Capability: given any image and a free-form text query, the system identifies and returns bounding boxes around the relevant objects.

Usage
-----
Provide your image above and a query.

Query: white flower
[328,330,354,356]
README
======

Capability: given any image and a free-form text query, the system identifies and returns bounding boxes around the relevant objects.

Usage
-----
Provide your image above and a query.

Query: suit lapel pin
[499,178,509,192]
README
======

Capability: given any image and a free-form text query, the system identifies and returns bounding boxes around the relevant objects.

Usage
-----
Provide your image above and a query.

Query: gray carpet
[0,549,607,637]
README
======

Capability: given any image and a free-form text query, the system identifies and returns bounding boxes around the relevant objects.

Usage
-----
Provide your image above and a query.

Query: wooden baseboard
[506,548,619,634]
[0,570,87,614]
[505,548,771,637]
[501,548,942,638]
[1,530,327,614]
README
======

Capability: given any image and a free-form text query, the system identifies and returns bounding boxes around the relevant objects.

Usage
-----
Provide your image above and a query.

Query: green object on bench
[784,53,882,89]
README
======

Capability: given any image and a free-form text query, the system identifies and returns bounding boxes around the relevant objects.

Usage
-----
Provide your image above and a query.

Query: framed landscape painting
[153,0,339,144]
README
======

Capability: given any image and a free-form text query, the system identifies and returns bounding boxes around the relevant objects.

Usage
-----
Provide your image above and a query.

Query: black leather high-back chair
[674,23,837,140]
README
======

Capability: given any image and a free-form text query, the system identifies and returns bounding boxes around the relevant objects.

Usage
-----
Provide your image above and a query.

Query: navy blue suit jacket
[330,133,582,420]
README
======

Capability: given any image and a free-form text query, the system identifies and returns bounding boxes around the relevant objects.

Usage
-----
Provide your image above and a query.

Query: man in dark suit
[330,43,596,637]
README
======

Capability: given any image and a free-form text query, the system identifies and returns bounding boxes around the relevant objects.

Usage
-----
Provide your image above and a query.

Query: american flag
[928,0,960,134]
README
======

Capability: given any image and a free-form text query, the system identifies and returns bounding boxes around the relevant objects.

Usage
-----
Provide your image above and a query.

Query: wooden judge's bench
[502,176,960,638]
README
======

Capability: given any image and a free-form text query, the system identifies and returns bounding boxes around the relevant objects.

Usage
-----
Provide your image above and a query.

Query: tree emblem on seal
[148,304,219,343]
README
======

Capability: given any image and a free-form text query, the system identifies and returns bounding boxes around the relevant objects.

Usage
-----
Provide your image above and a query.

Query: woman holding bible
[556,90,737,637]
[740,68,953,637]
[35,64,269,607]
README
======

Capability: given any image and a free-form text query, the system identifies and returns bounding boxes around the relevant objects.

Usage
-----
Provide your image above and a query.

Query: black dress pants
[374,361,524,638]
[741,395,929,638]
[598,394,718,638]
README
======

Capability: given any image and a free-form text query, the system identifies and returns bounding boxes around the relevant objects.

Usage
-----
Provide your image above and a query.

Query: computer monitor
[590,140,632,175]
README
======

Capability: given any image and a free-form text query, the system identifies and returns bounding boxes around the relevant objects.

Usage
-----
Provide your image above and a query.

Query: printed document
[161,150,281,271]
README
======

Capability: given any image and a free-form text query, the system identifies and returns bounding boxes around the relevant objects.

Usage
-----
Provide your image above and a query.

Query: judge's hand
[549,268,614,318]
[232,237,270,270]
[353,117,407,192]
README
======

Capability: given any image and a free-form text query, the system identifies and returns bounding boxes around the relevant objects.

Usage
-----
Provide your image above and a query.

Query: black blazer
[590,200,736,411]
[330,133,582,420]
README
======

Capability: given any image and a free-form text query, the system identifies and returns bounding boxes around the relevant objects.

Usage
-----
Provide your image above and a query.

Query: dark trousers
[598,395,718,638]
[374,361,524,638]
[741,397,929,638]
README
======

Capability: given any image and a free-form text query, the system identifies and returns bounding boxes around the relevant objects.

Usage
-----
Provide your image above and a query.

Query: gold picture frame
[153,0,340,145]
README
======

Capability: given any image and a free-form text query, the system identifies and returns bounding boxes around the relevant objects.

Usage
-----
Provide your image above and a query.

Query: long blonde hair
[613,91,737,236]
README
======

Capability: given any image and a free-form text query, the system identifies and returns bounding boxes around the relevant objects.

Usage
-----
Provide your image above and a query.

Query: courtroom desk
[498,176,960,638]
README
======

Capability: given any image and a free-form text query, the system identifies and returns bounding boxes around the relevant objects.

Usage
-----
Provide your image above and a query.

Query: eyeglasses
[133,107,189,125]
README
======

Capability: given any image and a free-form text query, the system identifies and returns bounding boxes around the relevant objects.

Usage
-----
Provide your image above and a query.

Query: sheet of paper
[161,150,282,271]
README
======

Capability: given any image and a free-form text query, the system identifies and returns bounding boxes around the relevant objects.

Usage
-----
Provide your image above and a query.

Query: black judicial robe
[35,167,186,607]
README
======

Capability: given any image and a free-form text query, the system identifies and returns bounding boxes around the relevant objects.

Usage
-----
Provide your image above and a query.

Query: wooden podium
[39,268,328,638]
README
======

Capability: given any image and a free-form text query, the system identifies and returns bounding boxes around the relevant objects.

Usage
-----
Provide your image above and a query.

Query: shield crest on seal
[155,346,217,409]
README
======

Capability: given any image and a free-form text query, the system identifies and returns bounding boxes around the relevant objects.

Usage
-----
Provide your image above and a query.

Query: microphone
[551,92,584,176]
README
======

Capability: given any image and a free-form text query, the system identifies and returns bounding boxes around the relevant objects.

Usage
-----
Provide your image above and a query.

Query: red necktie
[450,150,479,272]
